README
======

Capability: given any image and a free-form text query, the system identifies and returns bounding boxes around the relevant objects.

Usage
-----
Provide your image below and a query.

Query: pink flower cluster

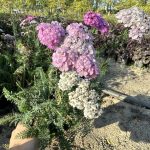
[76,54,99,79]
[52,50,99,79]
[52,23,99,79]
[62,22,94,55]
[36,21,65,50]
[20,15,37,26]
[84,11,109,34]
[52,47,78,72]
[66,23,93,41]
[35,14,102,79]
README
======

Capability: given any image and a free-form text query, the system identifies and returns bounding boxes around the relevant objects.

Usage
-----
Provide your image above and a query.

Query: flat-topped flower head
[84,11,109,34]
[68,80,102,119]
[36,21,65,50]
[66,23,93,41]
[75,54,99,79]
[68,79,90,110]
[58,71,80,91]
[116,7,150,41]
[52,47,78,71]
[61,35,95,55]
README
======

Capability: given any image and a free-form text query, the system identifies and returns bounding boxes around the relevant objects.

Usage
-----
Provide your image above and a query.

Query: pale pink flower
[52,47,78,71]
[75,54,99,79]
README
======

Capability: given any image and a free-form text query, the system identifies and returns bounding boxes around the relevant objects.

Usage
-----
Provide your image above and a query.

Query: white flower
[83,90,101,119]
[68,90,85,110]
[68,79,90,110]
[68,80,102,119]
[58,71,79,91]
[84,102,102,119]
[78,79,90,89]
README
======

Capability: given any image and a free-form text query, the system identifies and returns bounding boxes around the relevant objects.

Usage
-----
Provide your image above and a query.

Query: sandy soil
[74,60,150,150]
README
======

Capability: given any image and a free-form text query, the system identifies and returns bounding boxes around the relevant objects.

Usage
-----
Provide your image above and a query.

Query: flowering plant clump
[0,10,109,149]
[116,7,150,41]
[84,11,109,34]
[35,14,107,119]
[36,21,65,50]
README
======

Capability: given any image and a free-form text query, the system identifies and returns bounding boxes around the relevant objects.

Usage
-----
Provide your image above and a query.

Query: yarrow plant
[36,12,108,119]
[1,11,108,149]
[116,7,150,41]
[84,11,109,34]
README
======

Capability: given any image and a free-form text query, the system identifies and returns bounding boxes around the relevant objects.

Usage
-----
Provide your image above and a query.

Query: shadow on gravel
[94,95,150,143]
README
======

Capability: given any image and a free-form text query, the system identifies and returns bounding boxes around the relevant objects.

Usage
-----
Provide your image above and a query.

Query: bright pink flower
[84,11,109,34]
[36,21,65,50]
[52,47,78,71]
[75,54,99,79]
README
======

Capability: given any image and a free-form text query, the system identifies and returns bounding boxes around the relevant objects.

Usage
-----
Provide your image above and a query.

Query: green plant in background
[115,0,150,14]
[0,52,15,91]
[103,14,117,25]
[1,0,150,22]
[65,0,93,20]
[0,12,17,114]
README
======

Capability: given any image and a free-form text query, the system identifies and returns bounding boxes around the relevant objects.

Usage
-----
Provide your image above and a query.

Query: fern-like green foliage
[3,66,82,149]
[0,114,15,125]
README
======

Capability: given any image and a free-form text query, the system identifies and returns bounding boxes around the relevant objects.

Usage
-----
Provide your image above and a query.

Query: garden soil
[74,59,150,150]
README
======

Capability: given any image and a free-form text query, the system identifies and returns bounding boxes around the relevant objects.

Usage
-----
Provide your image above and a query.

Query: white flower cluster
[116,7,150,41]
[58,71,79,91]
[83,90,102,119]
[68,80,89,110]
[68,80,102,119]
